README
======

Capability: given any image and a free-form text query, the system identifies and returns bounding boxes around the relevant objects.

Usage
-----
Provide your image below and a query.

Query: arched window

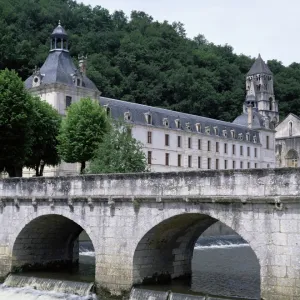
[269,97,273,111]
[285,149,298,168]
[289,122,293,137]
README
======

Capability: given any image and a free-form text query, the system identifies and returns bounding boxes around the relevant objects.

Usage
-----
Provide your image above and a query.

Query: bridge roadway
[0,168,299,300]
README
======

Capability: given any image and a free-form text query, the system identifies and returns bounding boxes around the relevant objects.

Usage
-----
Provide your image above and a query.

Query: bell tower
[244,54,279,129]
[50,20,68,52]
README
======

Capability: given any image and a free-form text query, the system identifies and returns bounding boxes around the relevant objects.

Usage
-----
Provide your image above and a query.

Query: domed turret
[50,21,68,52]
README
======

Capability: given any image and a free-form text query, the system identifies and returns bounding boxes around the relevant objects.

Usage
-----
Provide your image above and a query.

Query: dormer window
[144,113,152,125]
[238,133,243,141]
[195,123,201,132]
[32,66,43,88]
[163,118,169,127]
[205,126,211,135]
[231,130,236,139]
[186,122,191,131]
[223,130,228,138]
[214,126,219,136]
[124,111,131,121]
[175,119,181,129]
[253,135,257,143]
[246,133,250,141]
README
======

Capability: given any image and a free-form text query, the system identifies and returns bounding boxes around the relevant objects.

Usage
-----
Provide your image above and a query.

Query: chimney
[248,104,253,129]
[78,55,87,75]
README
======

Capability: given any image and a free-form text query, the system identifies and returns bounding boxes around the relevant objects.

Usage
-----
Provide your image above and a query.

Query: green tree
[25,97,61,176]
[88,120,148,174]
[0,69,33,177]
[57,98,110,173]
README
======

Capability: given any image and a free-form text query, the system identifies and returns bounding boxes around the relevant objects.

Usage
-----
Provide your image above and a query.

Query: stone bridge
[0,169,299,300]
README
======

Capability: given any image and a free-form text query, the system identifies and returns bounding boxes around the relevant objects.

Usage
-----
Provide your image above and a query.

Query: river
[0,236,260,300]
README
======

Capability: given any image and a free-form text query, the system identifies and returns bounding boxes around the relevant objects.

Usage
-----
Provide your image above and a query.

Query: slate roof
[247,54,272,76]
[25,51,98,91]
[100,97,261,144]
[233,112,265,129]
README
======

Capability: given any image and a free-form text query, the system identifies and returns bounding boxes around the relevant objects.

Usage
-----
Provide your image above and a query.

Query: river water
[0,236,260,300]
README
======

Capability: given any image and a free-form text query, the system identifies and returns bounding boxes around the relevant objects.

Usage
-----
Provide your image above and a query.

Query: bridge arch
[132,211,261,297]
[10,210,96,273]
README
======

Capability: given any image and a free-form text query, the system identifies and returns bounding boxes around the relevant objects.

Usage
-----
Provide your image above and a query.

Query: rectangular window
[177,136,181,147]
[188,137,192,149]
[178,154,181,167]
[208,141,211,151]
[198,156,201,168]
[247,147,250,157]
[232,144,235,155]
[147,131,152,144]
[224,160,228,170]
[224,143,227,154]
[254,148,257,158]
[247,162,250,169]
[165,153,169,166]
[147,151,152,165]
[240,161,243,169]
[216,142,219,153]
[266,136,270,149]
[240,145,243,156]
[255,163,257,168]
[233,161,236,169]
[188,155,192,168]
[165,134,169,146]
[216,159,219,170]
[198,139,201,150]
[66,96,72,108]
[207,158,211,169]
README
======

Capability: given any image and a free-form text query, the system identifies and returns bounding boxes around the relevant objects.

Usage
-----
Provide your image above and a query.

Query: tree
[0,69,33,177]
[25,97,61,176]
[88,120,148,174]
[57,98,110,173]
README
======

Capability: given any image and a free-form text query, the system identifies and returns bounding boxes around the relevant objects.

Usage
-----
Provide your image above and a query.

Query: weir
[129,288,257,300]
[3,275,95,297]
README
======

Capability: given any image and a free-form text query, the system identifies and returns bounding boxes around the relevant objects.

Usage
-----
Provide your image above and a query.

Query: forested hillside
[0,0,299,121]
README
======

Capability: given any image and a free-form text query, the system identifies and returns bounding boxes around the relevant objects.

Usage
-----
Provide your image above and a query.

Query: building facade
[23,23,276,175]
[275,113,300,168]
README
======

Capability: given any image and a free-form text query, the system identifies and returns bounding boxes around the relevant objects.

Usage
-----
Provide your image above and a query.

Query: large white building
[24,23,277,175]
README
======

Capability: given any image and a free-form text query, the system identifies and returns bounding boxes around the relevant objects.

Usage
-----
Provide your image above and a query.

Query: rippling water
[0,236,260,300]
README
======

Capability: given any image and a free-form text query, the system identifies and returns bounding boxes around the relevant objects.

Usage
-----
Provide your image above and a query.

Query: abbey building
[24,23,277,176]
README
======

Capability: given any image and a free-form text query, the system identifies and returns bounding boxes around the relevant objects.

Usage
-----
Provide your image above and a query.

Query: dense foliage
[0,69,61,177]
[25,97,61,176]
[0,69,33,177]
[88,121,148,174]
[0,0,299,120]
[57,98,110,173]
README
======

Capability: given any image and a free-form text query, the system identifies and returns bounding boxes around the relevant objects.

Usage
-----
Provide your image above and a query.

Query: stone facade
[0,169,300,299]
[275,113,300,168]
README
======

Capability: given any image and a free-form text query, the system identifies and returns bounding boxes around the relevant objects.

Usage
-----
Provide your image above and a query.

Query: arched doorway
[11,215,95,281]
[285,149,298,167]
[133,213,260,299]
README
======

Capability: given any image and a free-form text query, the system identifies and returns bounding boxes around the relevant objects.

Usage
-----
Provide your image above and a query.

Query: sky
[78,0,300,66]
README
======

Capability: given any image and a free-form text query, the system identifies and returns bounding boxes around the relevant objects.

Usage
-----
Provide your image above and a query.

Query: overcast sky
[79,0,299,66]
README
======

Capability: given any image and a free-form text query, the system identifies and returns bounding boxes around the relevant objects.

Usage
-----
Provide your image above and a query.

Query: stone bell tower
[244,54,279,129]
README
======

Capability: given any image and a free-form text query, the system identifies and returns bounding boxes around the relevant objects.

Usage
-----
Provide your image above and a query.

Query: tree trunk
[39,164,45,177]
[80,161,86,174]
[35,165,39,177]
